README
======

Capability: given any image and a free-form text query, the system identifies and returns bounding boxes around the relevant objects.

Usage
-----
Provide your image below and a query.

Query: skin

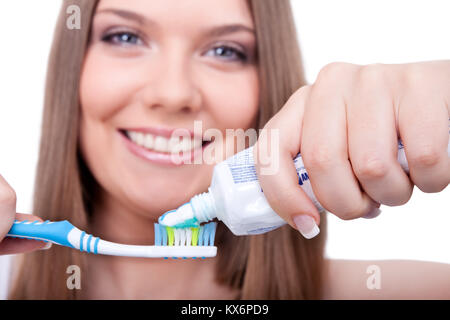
[1,0,449,299]
[322,259,450,299]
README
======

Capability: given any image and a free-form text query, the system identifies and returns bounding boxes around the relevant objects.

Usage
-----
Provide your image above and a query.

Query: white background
[0,0,449,275]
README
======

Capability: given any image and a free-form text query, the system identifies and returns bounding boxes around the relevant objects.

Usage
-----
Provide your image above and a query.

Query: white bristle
[179,228,186,246]
[169,228,197,246]
[174,229,180,246]
[185,229,192,246]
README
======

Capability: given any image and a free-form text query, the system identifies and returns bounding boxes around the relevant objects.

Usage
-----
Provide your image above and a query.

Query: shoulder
[0,254,24,300]
[321,258,450,299]
[0,255,13,300]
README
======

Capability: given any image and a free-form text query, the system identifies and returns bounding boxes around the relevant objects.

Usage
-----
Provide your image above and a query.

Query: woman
[1,0,449,299]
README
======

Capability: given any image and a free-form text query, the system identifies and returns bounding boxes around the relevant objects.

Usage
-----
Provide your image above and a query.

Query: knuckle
[292,85,312,99]
[282,85,311,114]
[314,62,359,93]
[316,62,356,86]
[0,185,17,205]
[353,156,390,179]
[263,108,283,130]
[404,63,426,88]
[409,147,441,168]
[357,63,387,84]
[318,62,351,80]
[304,146,335,171]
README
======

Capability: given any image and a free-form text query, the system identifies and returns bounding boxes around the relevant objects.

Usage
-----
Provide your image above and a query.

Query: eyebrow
[95,8,256,37]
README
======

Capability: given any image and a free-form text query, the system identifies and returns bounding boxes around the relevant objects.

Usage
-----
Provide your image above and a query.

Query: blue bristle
[205,224,211,246]
[202,224,209,246]
[161,225,167,246]
[154,223,161,246]
[198,225,205,246]
[208,223,214,245]
[209,223,216,246]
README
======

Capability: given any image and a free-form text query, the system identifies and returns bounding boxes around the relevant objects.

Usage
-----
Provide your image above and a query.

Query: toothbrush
[6,219,217,259]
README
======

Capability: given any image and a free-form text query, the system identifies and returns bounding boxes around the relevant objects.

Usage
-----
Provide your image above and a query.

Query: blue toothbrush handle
[7,219,77,249]
[6,219,217,258]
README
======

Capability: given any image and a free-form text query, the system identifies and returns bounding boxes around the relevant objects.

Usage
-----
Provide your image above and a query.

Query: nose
[139,50,202,115]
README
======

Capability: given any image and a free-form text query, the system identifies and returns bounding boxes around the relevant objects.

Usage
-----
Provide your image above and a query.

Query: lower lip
[119,131,209,166]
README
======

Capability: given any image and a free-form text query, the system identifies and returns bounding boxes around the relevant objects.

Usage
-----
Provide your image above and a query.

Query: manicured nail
[293,215,320,239]
[362,207,382,219]
[39,242,53,250]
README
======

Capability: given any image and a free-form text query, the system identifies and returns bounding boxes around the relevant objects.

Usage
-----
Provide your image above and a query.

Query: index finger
[254,86,322,239]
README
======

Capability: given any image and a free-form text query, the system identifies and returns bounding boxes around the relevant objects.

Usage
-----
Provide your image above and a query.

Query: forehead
[95,0,254,27]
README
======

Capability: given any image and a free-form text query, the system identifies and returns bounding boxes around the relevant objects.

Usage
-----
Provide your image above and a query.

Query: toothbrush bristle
[154,222,217,250]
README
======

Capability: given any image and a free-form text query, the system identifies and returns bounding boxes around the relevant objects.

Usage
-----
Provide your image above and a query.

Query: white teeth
[169,137,181,153]
[126,130,205,154]
[144,134,154,149]
[128,131,137,142]
[180,137,192,152]
[168,136,179,147]
[154,136,167,152]
[136,132,144,145]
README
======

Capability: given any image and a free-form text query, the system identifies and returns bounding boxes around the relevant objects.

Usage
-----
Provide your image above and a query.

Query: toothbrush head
[153,222,217,259]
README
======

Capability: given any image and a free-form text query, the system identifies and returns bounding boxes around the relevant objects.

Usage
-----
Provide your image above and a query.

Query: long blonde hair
[10,0,327,299]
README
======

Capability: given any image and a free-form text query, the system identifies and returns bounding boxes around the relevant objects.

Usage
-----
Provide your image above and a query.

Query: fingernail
[39,242,53,250]
[293,214,320,239]
[362,207,382,219]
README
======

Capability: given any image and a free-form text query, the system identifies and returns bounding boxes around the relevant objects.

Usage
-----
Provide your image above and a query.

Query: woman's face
[79,0,259,218]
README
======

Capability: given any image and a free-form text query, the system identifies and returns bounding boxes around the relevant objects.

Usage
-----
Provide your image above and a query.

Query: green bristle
[166,226,174,246]
[191,227,200,246]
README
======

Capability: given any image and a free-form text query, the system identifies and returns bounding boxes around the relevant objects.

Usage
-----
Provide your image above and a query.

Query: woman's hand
[254,60,450,238]
[0,174,50,254]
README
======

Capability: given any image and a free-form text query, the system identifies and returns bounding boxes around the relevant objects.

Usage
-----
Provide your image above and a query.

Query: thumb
[0,213,51,255]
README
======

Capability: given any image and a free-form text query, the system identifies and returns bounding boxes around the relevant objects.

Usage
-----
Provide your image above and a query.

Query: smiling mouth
[119,129,213,154]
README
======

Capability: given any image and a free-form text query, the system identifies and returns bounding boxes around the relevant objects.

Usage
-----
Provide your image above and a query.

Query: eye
[206,45,248,62]
[101,30,143,46]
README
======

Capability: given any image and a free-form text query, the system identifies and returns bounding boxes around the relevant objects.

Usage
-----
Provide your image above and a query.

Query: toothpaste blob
[158,202,200,228]
[160,119,450,236]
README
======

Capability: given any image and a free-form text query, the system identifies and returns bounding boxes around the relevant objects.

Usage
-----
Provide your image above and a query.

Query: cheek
[78,50,143,209]
[203,69,259,129]
[79,49,140,121]
[78,50,122,188]
[200,69,259,162]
